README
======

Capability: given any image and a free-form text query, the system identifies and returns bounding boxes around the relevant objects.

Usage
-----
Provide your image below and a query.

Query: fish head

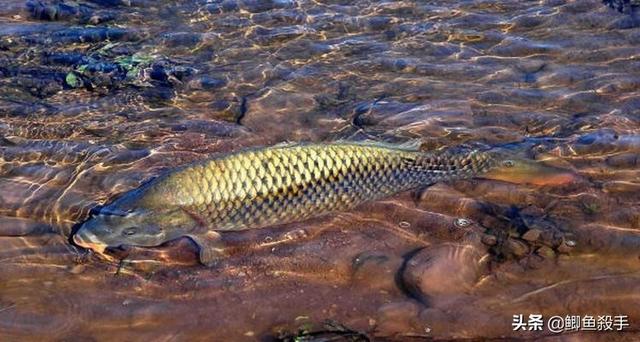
[73,206,197,253]
[479,153,579,186]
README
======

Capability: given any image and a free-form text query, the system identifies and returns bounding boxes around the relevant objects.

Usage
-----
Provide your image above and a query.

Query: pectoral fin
[410,185,432,206]
[187,232,227,267]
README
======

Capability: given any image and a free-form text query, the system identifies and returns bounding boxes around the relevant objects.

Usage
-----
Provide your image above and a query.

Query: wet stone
[375,301,421,337]
[603,0,640,13]
[489,37,560,57]
[367,16,395,31]
[162,32,202,48]
[43,52,92,66]
[511,15,546,29]
[504,239,529,258]
[187,76,227,90]
[205,0,239,13]
[251,9,307,25]
[481,234,498,246]
[538,228,560,247]
[141,86,176,104]
[557,239,576,254]
[561,1,596,13]
[14,75,64,97]
[278,40,332,59]
[536,245,555,259]
[51,27,139,44]
[248,26,308,45]
[402,244,482,302]
[543,0,566,6]
[453,218,472,228]
[240,0,297,13]
[521,229,542,242]
[27,0,92,21]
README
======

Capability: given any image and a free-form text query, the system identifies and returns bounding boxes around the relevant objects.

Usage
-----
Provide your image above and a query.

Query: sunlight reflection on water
[0,0,639,340]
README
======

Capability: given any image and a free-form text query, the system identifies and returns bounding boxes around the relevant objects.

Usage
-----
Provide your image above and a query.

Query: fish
[73,141,577,266]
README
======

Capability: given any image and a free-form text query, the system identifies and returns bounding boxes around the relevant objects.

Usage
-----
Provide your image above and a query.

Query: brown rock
[539,230,557,247]
[376,301,421,337]
[522,229,542,242]
[536,245,555,259]
[505,239,529,258]
[402,244,483,303]
[481,234,497,246]
[557,239,576,254]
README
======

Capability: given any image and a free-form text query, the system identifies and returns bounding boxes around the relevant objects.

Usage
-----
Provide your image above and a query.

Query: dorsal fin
[330,138,424,151]
[271,141,299,148]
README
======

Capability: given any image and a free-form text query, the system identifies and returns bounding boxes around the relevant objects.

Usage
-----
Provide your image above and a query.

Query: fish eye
[123,227,138,236]
[503,160,515,168]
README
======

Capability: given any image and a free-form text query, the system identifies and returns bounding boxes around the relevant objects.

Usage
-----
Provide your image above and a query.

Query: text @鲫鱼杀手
[512,314,630,333]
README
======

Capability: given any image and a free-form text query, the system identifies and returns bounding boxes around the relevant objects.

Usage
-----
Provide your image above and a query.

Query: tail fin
[478,153,579,186]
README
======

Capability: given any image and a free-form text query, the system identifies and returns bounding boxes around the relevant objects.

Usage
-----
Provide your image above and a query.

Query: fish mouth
[73,229,108,254]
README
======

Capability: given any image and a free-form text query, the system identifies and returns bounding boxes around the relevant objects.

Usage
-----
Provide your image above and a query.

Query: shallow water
[1,0,640,340]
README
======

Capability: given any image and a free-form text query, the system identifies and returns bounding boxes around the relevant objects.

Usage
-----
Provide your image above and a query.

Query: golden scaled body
[77,141,584,266]
[141,142,494,231]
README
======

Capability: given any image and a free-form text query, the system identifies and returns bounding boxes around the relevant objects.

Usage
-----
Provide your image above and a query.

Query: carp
[73,141,576,265]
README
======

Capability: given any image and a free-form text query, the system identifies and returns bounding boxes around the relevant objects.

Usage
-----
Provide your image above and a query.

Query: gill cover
[73,206,198,252]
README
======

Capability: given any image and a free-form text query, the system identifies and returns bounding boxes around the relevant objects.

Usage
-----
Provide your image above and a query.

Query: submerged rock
[521,228,542,242]
[375,301,421,337]
[50,27,139,43]
[602,0,640,13]
[27,0,92,21]
[503,238,529,258]
[402,244,485,304]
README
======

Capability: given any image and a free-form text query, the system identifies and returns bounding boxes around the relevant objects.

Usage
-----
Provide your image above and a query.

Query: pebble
[162,32,202,48]
[68,264,86,275]
[453,218,472,228]
[536,245,555,259]
[539,230,559,247]
[522,229,542,242]
[556,239,575,253]
[398,221,411,228]
[481,234,497,246]
[504,239,529,258]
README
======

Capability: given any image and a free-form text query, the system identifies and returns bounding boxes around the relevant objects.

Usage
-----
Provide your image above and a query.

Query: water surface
[1,0,640,340]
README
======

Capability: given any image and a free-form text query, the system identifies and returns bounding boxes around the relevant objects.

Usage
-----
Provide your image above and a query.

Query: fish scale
[140,142,495,231]
[73,141,577,266]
